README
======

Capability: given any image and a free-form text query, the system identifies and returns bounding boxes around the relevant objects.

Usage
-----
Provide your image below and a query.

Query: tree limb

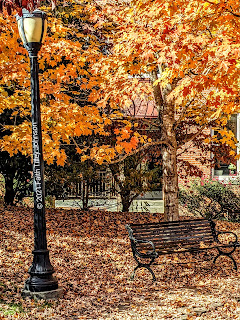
[177,125,207,147]
[109,139,169,164]
[175,99,195,128]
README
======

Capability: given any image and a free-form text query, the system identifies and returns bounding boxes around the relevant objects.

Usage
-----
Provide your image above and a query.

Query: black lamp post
[16,9,60,296]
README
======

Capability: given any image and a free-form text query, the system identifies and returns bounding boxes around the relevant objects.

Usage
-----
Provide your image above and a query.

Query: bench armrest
[126,224,135,241]
[125,224,157,258]
[135,238,157,257]
[216,231,239,246]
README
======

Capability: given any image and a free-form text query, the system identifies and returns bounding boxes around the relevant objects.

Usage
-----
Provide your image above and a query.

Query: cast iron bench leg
[131,263,157,282]
[131,255,157,281]
[213,247,238,271]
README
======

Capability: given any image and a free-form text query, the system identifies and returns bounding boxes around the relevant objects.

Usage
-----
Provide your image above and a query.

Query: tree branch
[175,99,195,128]
[177,125,207,147]
[204,0,240,17]
[109,139,169,164]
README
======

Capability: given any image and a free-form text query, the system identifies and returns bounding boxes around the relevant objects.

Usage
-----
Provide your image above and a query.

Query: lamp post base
[22,287,63,300]
[24,274,59,292]
[24,249,59,293]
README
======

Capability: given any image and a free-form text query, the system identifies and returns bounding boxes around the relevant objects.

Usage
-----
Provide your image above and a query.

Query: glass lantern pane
[23,17,43,43]
[17,19,26,44]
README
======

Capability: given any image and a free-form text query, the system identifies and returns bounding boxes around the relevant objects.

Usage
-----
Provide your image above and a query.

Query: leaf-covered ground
[0,206,240,319]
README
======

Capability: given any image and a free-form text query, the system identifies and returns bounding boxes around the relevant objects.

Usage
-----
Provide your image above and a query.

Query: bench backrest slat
[136,228,213,236]
[131,219,209,229]
[137,232,213,242]
[130,218,209,228]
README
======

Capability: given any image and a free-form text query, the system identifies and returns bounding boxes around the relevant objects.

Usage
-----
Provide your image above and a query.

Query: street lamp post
[16,9,61,297]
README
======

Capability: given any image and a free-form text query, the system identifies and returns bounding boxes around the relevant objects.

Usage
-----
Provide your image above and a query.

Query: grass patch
[0,299,24,316]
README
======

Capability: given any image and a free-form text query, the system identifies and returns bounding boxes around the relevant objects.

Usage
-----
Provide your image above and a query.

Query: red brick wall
[177,129,212,184]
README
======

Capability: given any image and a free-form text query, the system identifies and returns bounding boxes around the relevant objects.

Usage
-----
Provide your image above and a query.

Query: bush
[179,179,240,222]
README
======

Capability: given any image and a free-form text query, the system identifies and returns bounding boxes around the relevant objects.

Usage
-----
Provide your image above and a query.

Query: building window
[213,114,239,177]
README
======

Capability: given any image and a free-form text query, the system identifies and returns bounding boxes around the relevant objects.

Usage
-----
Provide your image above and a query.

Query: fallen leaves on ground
[0,206,240,319]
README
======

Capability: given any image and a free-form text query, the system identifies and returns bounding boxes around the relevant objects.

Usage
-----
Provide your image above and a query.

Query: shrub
[179,179,240,222]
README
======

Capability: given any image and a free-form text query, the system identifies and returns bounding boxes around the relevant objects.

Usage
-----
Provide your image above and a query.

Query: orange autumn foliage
[78,0,240,220]
[0,0,240,169]
[1,0,240,221]
[0,4,119,165]
[85,0,240,132]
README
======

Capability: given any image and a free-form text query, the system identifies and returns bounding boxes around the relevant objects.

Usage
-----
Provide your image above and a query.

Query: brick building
[126,80,240,183]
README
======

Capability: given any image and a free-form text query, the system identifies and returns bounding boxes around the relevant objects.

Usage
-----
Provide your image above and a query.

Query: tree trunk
[109,162,132,212]
[162,96,179,221]
[4,174,15,205]
[162,144,179,221]
[121,192,132,212]
[151,67,179,221]
[82,179,89,210]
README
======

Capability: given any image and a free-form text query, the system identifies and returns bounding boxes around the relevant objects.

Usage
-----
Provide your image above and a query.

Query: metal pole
[24,51,58,293]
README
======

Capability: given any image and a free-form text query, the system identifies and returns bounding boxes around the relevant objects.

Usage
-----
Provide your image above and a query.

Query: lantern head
[16,9,47,57]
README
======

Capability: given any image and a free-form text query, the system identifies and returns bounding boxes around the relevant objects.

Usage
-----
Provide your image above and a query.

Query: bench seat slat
[155,245,216,255]
[136,234,214,243]
[137,243,215,254]
[137,237,214,248]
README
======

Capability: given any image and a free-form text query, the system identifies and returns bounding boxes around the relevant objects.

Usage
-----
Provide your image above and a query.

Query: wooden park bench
[126,218,240,281]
